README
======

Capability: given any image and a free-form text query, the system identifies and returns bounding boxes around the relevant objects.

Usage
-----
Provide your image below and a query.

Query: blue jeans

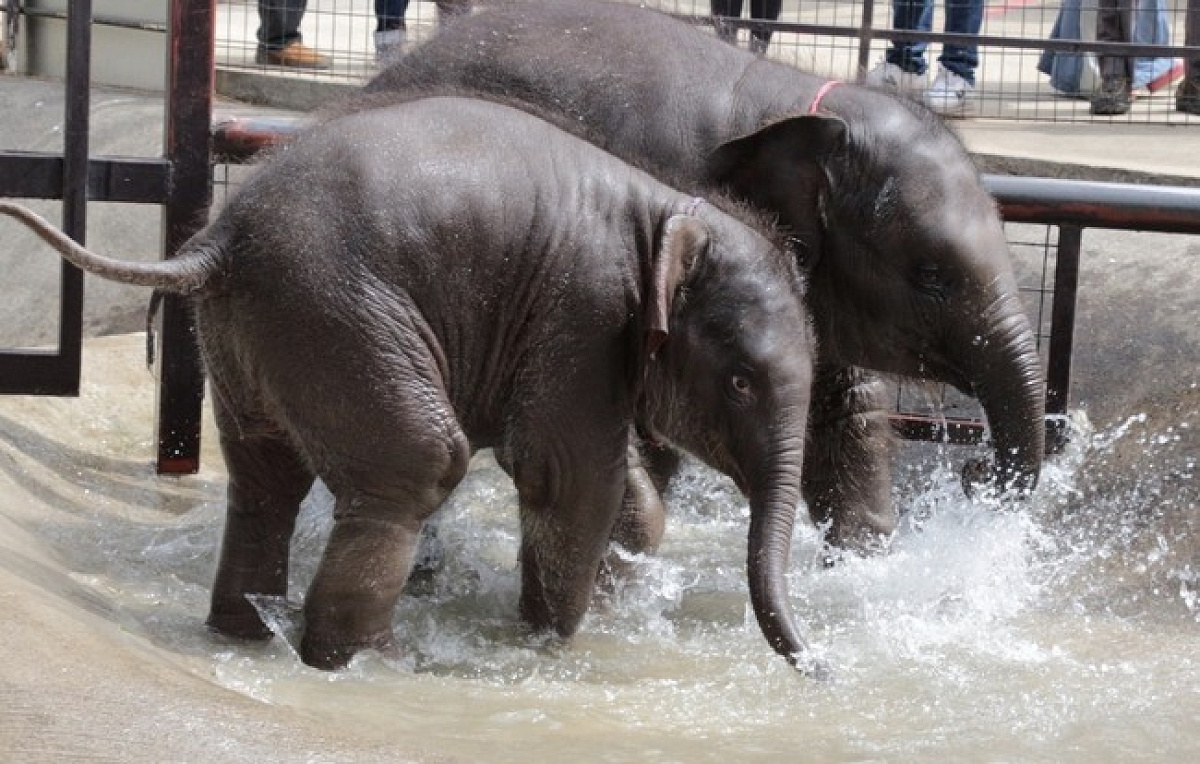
[884,0,985,84]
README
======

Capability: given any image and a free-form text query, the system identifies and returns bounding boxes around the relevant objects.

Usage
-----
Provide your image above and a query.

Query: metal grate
[205,0,1199,124]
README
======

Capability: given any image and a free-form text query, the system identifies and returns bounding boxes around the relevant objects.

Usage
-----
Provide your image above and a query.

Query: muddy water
[2,374,1190,758]
[1,340,1196,762]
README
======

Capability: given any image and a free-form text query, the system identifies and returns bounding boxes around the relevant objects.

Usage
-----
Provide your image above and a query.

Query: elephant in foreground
[362,0,1047,554]
[0,97,820,671]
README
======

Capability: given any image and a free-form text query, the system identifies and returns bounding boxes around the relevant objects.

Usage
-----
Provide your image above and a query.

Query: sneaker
[374,28,405,64]
[255,41,331,70]
[1090,76,1131,115]
[863,60,926,94]
[1176,76,1200,115]
[924,66,973,115]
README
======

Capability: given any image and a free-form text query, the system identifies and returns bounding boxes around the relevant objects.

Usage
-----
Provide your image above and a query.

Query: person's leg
[257,0,306,51]
[374,0,408,62]
[748,0,782,54]
[1091,0,1133,114]
[937,0,983,84]
[375,0,407,31]
[711,0,744,45]
[885,0,934,75]
[256,0,329,68]
[1179,0,1200,113]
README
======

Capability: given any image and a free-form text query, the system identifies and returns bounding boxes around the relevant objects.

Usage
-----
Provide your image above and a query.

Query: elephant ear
[706,114,847,273]
[644,213,709,360]
[706,113,848,185]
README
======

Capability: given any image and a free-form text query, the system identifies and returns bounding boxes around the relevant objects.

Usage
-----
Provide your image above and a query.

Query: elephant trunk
[963,289,1046,495]
[745,435,827,677]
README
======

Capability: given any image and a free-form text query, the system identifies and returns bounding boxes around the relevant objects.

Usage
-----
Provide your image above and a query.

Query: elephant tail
[1,200,221,294]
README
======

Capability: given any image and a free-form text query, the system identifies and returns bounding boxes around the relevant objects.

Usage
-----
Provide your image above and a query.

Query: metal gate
[0,0,213,474]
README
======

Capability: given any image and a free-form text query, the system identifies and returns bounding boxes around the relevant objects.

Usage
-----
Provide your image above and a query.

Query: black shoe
[1176,77,1200,115]
[1090,76,1131,115]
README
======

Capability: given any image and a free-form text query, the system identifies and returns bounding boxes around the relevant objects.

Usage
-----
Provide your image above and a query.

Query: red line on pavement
[985,0,1041,19]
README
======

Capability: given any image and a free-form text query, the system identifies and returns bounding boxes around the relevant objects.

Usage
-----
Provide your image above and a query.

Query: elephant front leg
[803,364,897,556]
[512,439,627,639]
[599,435,674,588]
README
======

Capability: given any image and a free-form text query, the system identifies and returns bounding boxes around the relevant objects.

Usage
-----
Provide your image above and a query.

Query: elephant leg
[599,433,685,586]
[509,423,628,639]
[802,364,897,555]
[600,435,668,589]
[206,399,315,641]
[291,348,470,669]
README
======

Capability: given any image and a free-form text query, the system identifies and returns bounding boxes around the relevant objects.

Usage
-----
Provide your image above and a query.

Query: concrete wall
[19,0,167,92]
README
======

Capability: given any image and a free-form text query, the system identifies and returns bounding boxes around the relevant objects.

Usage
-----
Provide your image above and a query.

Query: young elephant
[362,0,1047,554]
[0,97,818,672]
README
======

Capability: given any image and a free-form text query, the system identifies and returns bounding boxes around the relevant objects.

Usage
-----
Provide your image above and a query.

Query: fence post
[1045,224,1082,453]
[155,0,214,474]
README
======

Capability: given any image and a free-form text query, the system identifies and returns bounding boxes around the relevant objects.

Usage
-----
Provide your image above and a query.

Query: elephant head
[707,96,1044,496]
[638,204,821,672]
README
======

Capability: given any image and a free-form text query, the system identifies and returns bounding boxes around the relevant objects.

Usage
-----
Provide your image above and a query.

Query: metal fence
[205,0,1200,124]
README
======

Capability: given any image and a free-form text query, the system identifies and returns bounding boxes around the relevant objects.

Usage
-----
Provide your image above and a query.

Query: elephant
[0,96,821,672]
[360,0,1047,556]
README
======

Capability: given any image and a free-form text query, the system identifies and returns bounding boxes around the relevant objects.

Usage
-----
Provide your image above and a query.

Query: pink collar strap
[683,197,706,216]
[808,80,840,114]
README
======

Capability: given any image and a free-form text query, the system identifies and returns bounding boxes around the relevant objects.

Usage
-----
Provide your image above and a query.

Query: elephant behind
[361,0,1047,555]
[0,97,820,672]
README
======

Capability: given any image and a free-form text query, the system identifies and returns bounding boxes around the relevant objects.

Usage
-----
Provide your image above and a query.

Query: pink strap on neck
[809,80,840,114]
[684,197,705,216]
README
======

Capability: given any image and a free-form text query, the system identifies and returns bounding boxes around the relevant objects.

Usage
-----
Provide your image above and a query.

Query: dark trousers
[1095,0,1133,82]
[711,0,783,48]
[257,0,307,50]
[1186,0,1200,80]
[376,0,408,31]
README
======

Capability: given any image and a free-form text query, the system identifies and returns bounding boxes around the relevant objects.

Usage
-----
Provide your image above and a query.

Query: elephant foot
[299,628,396,670]
[206,604,274,642]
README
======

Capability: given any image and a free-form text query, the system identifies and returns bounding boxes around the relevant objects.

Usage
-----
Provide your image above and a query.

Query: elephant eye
[726,372,756,404]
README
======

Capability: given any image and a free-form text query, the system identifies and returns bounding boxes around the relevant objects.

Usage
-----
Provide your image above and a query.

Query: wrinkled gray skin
[362,0,1046,555]
[0,97,819,671]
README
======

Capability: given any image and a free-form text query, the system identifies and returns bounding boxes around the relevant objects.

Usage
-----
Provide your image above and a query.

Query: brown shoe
[255,41,331,70]
[1177,77,1200,116]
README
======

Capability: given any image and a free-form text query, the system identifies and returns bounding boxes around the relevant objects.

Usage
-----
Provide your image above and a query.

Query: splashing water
[24,410,1200,761]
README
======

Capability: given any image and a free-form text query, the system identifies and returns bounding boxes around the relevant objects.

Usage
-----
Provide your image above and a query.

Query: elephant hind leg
[206,397,316,642]
[803,365,897,556]
[299,398,471,669]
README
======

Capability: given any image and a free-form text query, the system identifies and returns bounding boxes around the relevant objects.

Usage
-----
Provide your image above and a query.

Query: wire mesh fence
[215,0,1199,124]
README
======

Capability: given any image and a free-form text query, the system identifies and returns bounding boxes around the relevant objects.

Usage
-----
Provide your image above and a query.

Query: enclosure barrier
[209,116,1200,457]
[0,0,214,474]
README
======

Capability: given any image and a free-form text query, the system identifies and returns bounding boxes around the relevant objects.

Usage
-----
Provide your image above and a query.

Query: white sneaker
[924,66,974,115]
[374,28,405,64]
[863,60,927,94]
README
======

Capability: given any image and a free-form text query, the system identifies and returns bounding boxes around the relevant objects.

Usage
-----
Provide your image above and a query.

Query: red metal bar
[155,0,215,475]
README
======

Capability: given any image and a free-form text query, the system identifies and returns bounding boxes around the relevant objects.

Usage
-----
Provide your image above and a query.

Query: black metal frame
[0,0,214,474]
